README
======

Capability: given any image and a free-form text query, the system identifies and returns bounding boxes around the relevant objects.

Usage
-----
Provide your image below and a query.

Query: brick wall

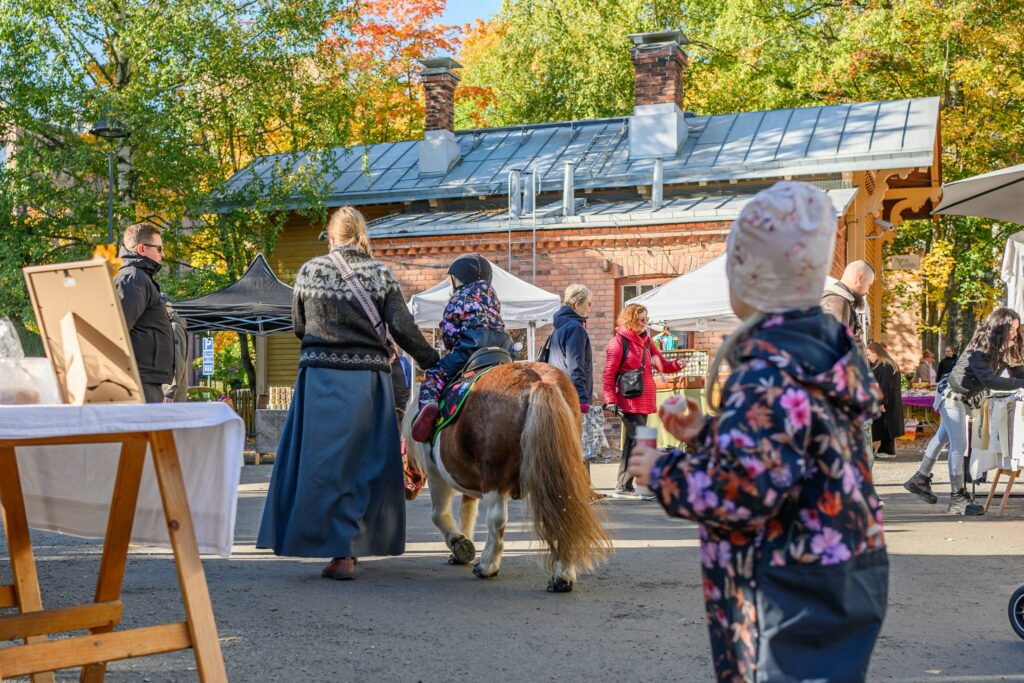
[630,43,687,108]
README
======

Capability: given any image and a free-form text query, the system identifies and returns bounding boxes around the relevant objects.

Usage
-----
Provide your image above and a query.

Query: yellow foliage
[92,243,123,276]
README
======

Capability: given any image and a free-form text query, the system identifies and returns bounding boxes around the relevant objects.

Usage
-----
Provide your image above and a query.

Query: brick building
[217,31,942,392]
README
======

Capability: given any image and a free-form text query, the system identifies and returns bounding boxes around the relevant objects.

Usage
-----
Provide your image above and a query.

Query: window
[621,283,657,306]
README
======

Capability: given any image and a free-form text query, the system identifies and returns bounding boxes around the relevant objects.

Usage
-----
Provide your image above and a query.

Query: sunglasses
[143,243,164,253]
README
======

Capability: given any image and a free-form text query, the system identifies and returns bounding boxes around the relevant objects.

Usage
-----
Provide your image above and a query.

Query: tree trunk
[238,331,256,389]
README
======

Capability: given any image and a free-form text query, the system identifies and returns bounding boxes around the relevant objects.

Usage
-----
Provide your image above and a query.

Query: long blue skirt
[256,367,404,558]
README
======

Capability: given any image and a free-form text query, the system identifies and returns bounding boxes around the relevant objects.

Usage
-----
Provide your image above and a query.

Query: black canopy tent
[173,254,293,335]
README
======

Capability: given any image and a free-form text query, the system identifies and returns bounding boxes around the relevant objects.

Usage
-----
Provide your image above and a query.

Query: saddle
[461,346,513,377]
[431,347,513,445]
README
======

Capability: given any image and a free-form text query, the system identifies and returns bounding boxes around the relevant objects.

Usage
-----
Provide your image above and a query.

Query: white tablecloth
[0,403,244,557]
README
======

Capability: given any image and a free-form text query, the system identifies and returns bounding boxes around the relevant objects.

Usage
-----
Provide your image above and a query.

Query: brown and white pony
[403,361,612,591]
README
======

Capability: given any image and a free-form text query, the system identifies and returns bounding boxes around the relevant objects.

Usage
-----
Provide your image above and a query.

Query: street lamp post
[88,118,129,245]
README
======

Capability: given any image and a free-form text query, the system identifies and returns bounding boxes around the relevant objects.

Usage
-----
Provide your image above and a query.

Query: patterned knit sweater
[293,246,439,373]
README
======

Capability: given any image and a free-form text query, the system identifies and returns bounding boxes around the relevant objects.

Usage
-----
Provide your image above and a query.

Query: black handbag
[615,335,645,398]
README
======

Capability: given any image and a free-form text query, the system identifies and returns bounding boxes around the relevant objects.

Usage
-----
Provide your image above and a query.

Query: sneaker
[874,451,897,460]
[947,489,971,515]
[611,489,642,500]
[411,402,439,443]
[634,484,657,501]
[903,472,938,504]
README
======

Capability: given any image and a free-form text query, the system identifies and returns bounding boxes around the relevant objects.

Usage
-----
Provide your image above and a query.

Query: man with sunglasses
[114,222,174,402]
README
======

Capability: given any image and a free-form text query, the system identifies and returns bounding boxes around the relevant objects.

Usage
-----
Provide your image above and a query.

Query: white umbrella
[933,163,1024,224]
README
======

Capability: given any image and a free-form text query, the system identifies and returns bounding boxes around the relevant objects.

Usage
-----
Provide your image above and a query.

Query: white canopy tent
[627,256,740,333]
[627,255,840,335]
[408,259,561,359]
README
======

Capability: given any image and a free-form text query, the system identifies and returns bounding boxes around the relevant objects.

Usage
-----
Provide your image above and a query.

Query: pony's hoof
[472,563,498,579]
[448,538,476,565]
[546,577,574,593]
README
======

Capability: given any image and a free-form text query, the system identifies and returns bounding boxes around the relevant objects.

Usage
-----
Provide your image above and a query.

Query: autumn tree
[0,0,362,387]
[325,0,460,143]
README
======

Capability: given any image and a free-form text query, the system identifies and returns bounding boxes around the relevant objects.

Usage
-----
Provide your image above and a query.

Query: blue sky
[441,0,503,27]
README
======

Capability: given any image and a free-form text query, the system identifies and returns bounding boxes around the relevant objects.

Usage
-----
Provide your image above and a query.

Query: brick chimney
[627,30,689,160]
[419,57,462,175]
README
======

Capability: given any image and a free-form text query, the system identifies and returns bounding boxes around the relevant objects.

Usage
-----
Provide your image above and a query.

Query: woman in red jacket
[603,304,682,499]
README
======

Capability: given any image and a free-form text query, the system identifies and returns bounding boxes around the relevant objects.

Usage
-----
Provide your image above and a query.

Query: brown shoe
[321,556,357,581]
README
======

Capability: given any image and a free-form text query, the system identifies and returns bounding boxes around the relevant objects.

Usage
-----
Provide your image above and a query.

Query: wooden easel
[0,429,227,682]
[984,467,1021,516]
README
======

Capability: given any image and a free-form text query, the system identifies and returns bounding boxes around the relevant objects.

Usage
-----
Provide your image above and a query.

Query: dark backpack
[538,334,553,363]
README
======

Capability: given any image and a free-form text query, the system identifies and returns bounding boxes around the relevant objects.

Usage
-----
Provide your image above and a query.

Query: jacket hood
[118,249,162,276]
[824,281,865,310]
[737,308,880,421]
[553,305,585,329]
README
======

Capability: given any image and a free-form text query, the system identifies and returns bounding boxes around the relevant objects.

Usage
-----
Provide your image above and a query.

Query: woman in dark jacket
[547,284,594,414]
[258,207,439,580]
[867,341,904,457]
[603,303,682,499]
[904,307,1024,514]
[629,182,887,683]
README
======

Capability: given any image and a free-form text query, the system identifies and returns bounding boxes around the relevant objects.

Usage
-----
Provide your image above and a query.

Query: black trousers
[142,383,165,404]
[616,412,649,492]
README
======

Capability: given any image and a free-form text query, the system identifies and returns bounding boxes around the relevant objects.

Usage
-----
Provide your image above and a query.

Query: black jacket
[936,356,957,382]
[114,252,173,385]
[547,306,593,405]
[947,349,1024,400]
[871,361,904,438]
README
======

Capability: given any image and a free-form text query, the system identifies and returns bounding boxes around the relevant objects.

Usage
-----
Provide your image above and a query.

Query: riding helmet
[447,254,493,285]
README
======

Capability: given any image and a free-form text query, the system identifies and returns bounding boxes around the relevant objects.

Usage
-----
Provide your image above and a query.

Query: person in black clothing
[547,284,594,415]
[904,308,1024,514]
[114,222,173,403]
[867,342,904,458]
[936,345,957,383]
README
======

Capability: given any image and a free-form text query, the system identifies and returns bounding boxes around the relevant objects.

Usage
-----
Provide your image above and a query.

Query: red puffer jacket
[602,327,681,415]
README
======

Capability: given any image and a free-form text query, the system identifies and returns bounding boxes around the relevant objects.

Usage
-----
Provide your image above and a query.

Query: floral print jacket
[649,309,886,682]
[439,279,506,351]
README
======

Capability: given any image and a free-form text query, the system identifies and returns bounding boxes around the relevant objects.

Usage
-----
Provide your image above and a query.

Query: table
[902,391,938,432]
[0,403,244,681]
[902,393,937,409]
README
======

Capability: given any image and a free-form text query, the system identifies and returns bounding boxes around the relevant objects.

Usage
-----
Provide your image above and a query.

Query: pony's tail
[519,379,612,573]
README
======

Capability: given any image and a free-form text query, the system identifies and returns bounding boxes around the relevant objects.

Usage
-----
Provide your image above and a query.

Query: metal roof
[216,97,938,211]
[366,188,860,238]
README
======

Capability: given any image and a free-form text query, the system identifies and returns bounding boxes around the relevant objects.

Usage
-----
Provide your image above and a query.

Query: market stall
[174,253,295,460]
[934,163,1024,512]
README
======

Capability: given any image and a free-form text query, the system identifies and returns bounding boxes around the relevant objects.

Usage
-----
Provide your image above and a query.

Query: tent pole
[527,322,536,361]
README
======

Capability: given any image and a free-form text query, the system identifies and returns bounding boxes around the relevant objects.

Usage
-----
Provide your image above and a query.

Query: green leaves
[0,0,360,327]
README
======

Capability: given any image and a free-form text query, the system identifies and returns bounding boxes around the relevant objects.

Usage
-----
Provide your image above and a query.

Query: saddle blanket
[432,365,499,445]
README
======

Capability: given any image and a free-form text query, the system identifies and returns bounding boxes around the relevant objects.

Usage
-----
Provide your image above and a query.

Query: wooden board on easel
[22,259,144,404]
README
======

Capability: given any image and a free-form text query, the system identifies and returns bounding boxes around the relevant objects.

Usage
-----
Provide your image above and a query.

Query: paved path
[3,454,1024,681]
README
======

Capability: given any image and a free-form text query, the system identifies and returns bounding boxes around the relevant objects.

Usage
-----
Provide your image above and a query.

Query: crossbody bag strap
[618,334,630,370]
[327,250,393,349]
